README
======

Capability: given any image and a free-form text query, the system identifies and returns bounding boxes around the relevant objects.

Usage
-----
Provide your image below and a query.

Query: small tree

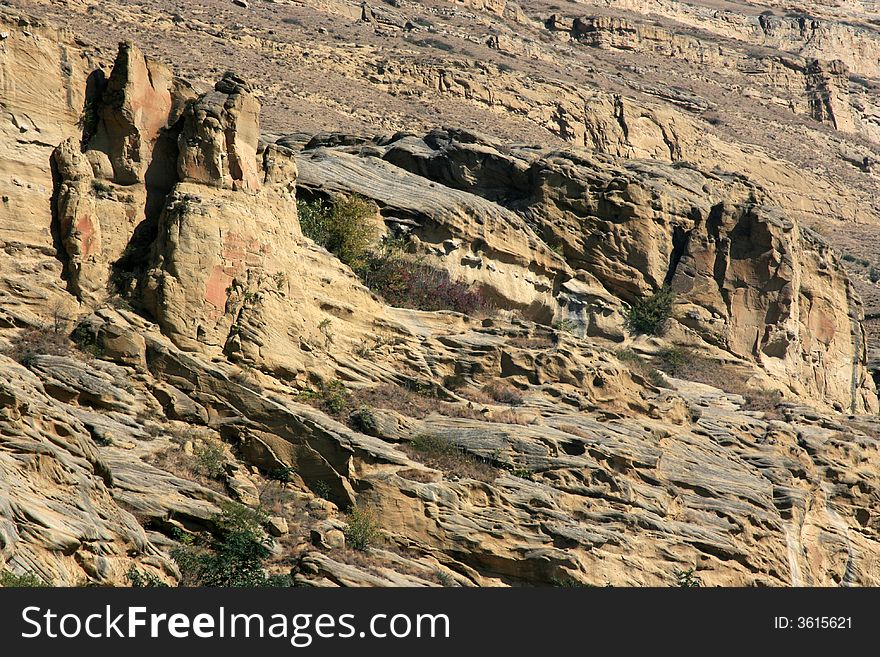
[172,502,291,587]
[675,568,702,587]
[344,505,380,551]
[626,286,676,336]
[194,439,227,479]
[297,195,378,271]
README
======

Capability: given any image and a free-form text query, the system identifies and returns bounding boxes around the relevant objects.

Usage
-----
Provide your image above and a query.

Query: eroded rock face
[177,73,262,192]
[4,10,880,589]
[295,129,878,413]
[92,42,176,184]
[0,353,180,585]
[50,48,265,305]
[50,41,192,302]
[0,11,94,326]
[804,59,855,133]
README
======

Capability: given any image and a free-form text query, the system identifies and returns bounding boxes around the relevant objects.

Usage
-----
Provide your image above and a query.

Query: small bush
[268,466,296,483]
[349,405,379,436]
[298,195,378,271]
[0,570,45,587]
[675,568,702,587]
[358,250,492,316]
[551,576,591,587]
[125,566,168,588]
[344,506,380,551]
[655,345,692,376]
[626,287,676,336]
[482,380,524,405]
[272,271,287,291]
[71,322,104,358]
[297,379,351,418]
[313,480,333,501]
[318,318,334,350]
[553,318,578,334]
[4,327,72,367]
[172,502,291,587]
[320,380,349,416]
[194,440,227,479]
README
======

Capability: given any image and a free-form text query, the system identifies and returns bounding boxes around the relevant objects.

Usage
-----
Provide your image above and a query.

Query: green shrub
[71,322,104,358]
[194,440,227,479]
[0,570,45,587]
[313,480,333,501]
[675,568,702,587]
[344,505,380,551]
[553,318,578,334]
[625,287,676,336]
[298,195,378,270]
[656,345,692,376]
[297,379,351,418]
[550,576,591,587]
[268,466,297,483]
[318,380,349,416]
[125,566,168,588]
[172,502,291,587]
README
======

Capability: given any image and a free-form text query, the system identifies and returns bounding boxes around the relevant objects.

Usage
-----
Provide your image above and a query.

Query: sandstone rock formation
[2,5,880,590]
[295,129,878,413]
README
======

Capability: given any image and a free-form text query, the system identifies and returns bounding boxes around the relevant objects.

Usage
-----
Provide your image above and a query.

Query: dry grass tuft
[401,434,498,483]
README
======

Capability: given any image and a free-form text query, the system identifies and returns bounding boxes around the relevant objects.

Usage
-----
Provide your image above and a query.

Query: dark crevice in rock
[664,224,692,286]
[48,153,73,293]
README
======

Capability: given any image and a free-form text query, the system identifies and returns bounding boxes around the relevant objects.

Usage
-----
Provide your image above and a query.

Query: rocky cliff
[2,5,880,587]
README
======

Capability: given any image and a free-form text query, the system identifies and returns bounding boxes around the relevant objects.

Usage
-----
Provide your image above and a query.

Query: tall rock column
[177,73,262,192]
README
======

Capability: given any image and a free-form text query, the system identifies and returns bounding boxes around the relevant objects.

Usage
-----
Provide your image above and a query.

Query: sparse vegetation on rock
[404,434,498,483]
[3,2,880,591]
[625,287,676,336]
[0,570,45,587]
[4,327,73,367]
[344,505,381,552]
[172,502,292,587]
[297,196,378,271]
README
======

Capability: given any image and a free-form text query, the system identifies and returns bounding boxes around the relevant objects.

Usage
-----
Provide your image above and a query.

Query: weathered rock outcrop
[0,12,94,327]
[50,41,192,302]
[3,7,880,590]
[177,73,262,191]
[548,13,861,136]
[293,129,878,413]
